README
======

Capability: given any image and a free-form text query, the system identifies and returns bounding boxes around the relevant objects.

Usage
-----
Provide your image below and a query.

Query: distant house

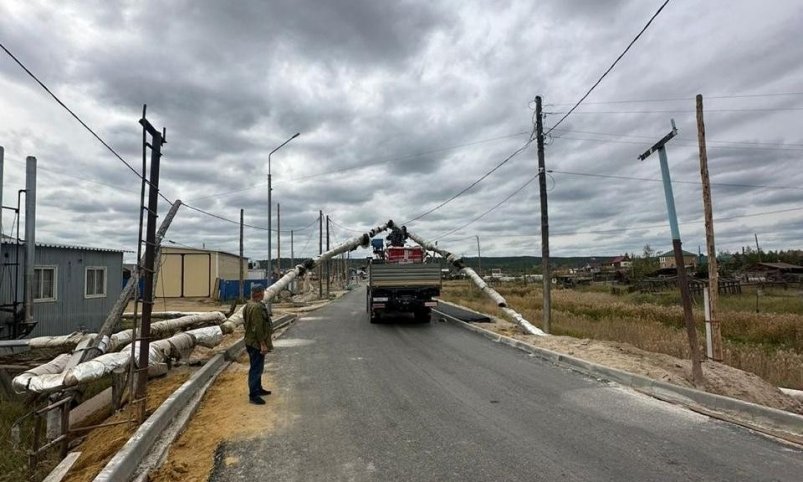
[743,262,803,282]
[658,250,698,269]
[156,246,245,298]
[608,255,632,270]
[573,258,601,274]
[0,239,124,338]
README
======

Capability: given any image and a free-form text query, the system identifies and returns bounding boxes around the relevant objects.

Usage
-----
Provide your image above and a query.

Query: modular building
[0,240,124,338]
[155,246,245,298]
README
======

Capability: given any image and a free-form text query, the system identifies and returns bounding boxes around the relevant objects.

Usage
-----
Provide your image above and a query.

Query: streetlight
[268,132,300,283]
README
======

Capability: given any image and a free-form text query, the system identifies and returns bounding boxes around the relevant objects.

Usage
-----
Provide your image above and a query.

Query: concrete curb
[435,308,803,440]
[93,314,296,482]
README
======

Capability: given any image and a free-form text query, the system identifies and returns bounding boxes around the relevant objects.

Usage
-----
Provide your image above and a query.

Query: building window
[85,266,107,298]
[34,266,57,302]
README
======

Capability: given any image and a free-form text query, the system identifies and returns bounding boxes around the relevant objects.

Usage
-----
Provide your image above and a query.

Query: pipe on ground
[407,230,546,336]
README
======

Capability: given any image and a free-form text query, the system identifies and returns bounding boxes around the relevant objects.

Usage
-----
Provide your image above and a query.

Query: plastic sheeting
[108,312,225,352]
[187,326,223,348]
[63,352,129,388]
[28,332,90,350]
[407,230,546,337]
[12,353,72,393]
[220,306,245,334]
[14,321,228,393]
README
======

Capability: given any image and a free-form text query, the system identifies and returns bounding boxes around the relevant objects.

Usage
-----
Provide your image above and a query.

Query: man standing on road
[244,283,273,405]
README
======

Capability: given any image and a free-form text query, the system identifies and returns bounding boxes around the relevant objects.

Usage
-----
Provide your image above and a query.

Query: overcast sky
[1,0,801,264]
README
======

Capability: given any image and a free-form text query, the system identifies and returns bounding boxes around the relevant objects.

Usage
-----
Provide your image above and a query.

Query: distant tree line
[628,245,802,280]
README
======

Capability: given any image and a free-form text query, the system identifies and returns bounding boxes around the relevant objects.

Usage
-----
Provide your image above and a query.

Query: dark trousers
[246,345,265,398]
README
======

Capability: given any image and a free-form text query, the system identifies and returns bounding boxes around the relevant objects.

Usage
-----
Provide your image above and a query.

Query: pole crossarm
[406,230,546,337]
[638,119,677,161]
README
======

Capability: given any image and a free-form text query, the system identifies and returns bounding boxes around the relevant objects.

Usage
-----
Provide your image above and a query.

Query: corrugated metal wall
[0,244,123,337]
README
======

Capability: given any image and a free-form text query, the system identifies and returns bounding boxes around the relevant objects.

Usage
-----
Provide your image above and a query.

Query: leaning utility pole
[475,235,482,277]
[135,113,166,422]
[535,96,551,334]
[239,209,245,302]
[754,233,762,262]
[290,230,295,293]
[696,94,722,361]
[639,119,704,386]
[326,215,330,297]
[318,210,323,298]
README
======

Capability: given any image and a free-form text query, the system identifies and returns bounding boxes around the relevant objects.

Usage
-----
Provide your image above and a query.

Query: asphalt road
[210,287,802,481]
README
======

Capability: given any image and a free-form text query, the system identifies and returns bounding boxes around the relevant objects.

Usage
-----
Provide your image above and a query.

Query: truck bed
[369,262,442,288]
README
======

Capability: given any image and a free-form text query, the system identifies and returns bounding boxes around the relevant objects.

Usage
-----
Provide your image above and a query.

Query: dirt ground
[125,297,234,314]
[486,316,803,414]
[64,369,192,482]
[149,352,280,482]
[62,327,247,481]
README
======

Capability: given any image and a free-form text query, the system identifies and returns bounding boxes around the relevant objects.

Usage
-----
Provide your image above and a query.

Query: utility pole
[326,215,330,297]
[318,210,323,299]
[475,235,482,277]
[239,209,244,302]
[267,173,271,281]
[267,132,299,284]
[290,230,295,293]
[277,203,281,275]
[535,96,551,334]
[135,113,166,422]
[754,233,762,262]
[639,119,704,385]
[696,94,722,361]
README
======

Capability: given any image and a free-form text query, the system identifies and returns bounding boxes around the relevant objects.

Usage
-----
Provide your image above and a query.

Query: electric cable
[550,128,803,148]
[401,139,533,225]
[1,38,298,236]
[547,108,803,115]
[1,41,145,182]
[287,131,531,183]
[547,169,803,191]
[548,91,803,106]
[431,174,538,241]
[327,217,366,234]
[544,0,672,136]
[554,133,803,151]
[435,205,803,241]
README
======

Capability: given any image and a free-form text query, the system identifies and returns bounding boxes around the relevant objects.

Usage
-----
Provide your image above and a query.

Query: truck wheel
[370,312,379,324]
[415,308,431,323]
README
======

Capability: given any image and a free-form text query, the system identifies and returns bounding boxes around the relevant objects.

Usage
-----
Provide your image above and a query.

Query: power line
[287,131,531,183]
[547,107,803,115]
[436,206,803,241]
[548,169,803,191]
[1,39,296,235]
[185,181,267,203]
[548,91,803,106]
[181,203,318,232]
[432,174,538,241]
[327,217,365,234]
[550,206,803,236]
[552,133,803,151]
[401,139,533,225]
[551,128,803,148]
[0,40,145,183]
[182,130,532,202]
[544,0,672,136]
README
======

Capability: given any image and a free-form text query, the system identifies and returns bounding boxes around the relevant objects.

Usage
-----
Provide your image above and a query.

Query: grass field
[0,377,112,481]
[440,280,803,390]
